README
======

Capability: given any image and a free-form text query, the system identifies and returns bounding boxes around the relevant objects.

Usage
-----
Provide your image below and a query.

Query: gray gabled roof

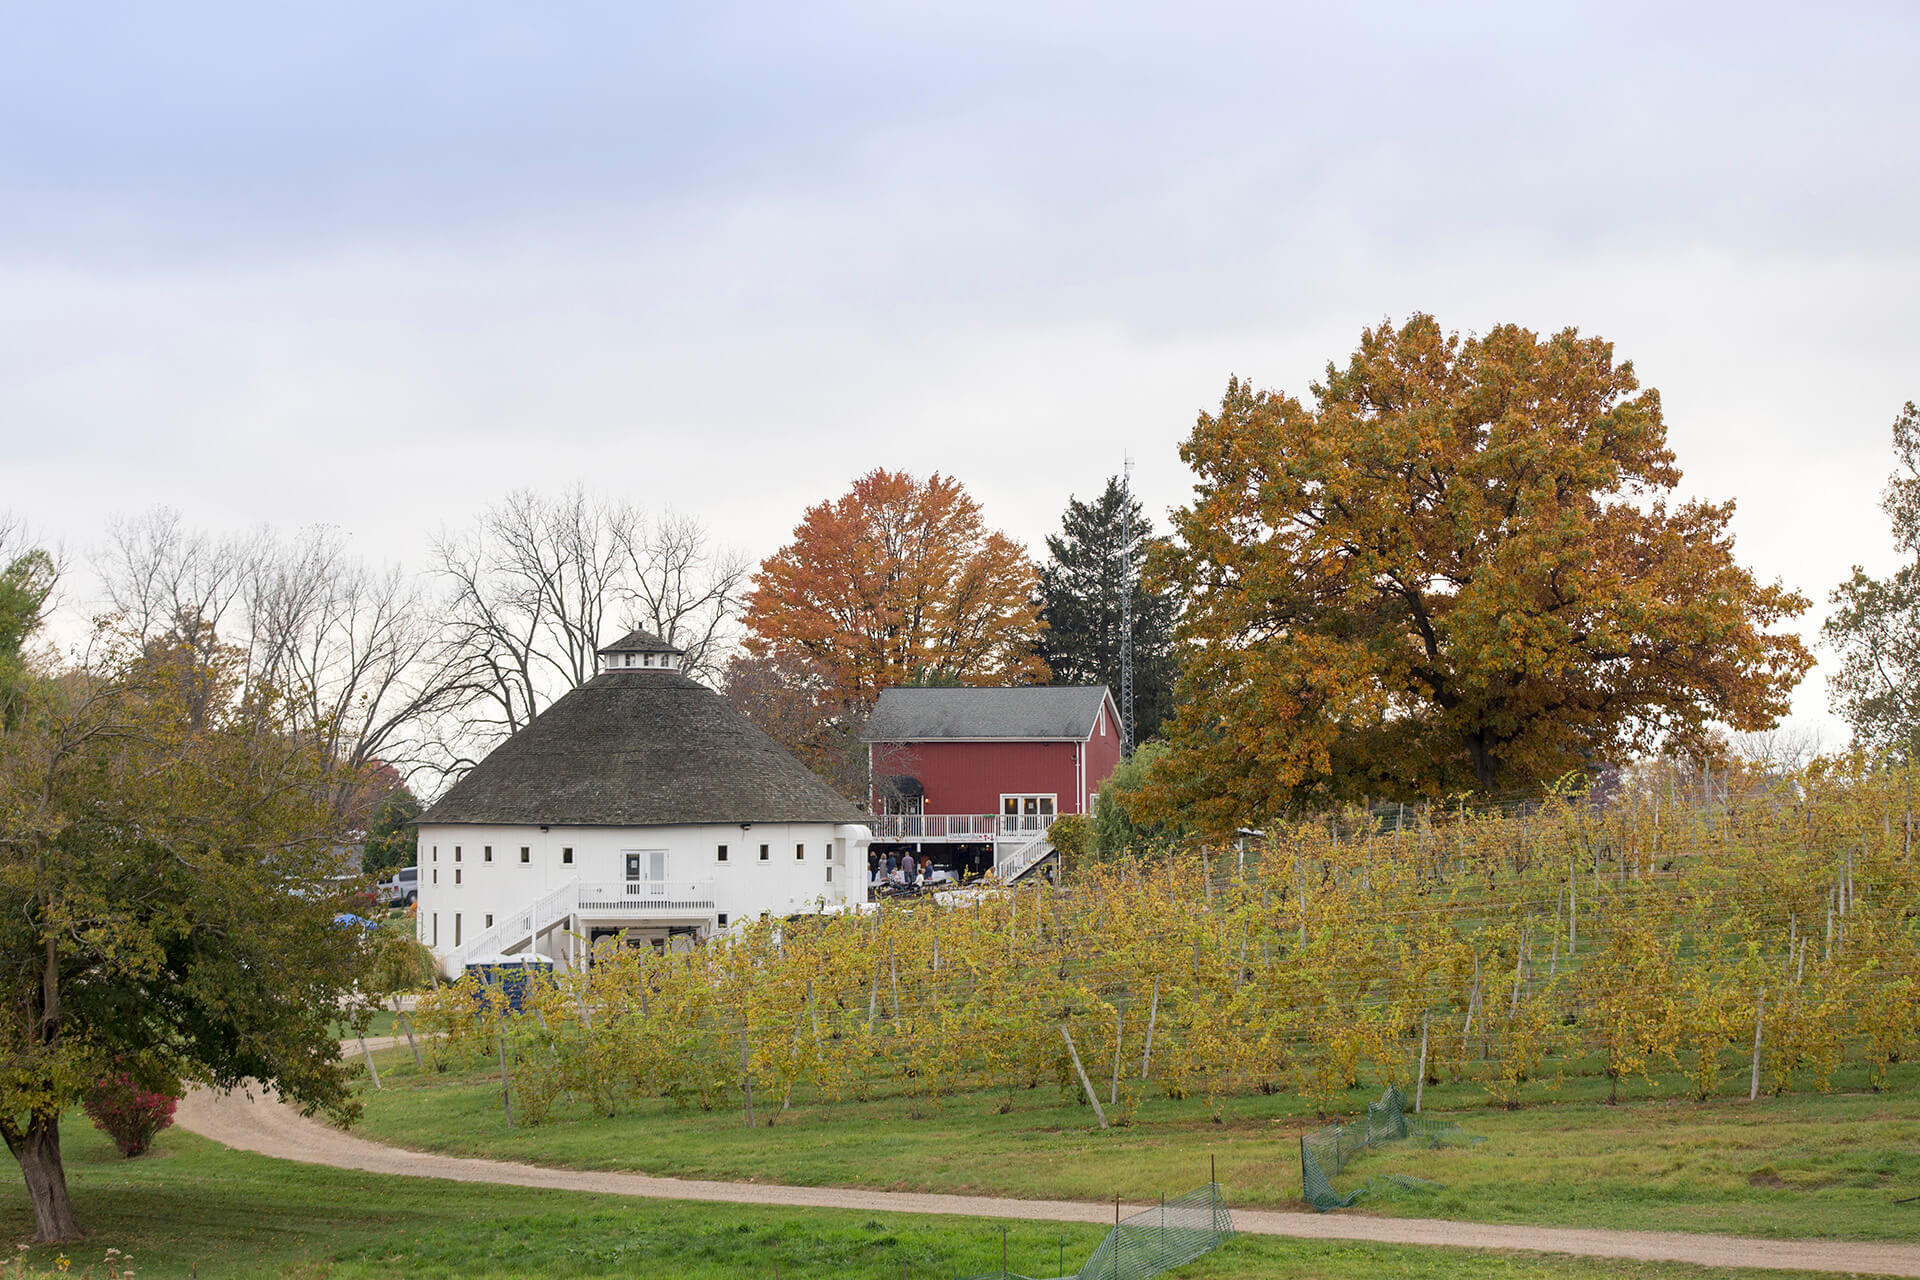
[422,671,864,828]
[862,686,1115,743]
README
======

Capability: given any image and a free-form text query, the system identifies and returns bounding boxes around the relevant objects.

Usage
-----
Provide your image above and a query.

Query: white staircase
[994,831,1055,883]
[438,880,578,979]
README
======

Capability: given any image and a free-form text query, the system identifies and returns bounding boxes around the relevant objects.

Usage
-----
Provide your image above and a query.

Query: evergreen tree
[1037,477,1179,742]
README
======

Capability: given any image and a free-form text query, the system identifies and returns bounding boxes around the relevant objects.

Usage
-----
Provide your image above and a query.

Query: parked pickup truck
[378,866,419,907]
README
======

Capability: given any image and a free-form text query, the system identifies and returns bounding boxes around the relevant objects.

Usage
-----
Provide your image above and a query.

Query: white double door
[999,794,1056,834]
[623,849,667,896]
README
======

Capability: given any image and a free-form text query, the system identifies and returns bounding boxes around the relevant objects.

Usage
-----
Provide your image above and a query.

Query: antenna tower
[1119,454,1135,755]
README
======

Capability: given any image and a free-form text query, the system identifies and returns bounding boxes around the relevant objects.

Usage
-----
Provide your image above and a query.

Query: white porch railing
[576,880,717,913]
[870,813,1058,842]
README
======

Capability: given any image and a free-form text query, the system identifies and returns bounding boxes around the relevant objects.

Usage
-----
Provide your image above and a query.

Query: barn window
[562,847,574,864]
[432,846,438,862]
[484,845,492,862]
[759,844,769,861]
[454,914,462,946]
[454,846,462,862]
[718,913,729,927]
[432,869,438,885]
[520,846,530,863]
[455,869,462,885]
[795,843,804,860]
[826,865,833,883]
[431,913,438,945]
[717,844,729,862]
[485,913,493,928]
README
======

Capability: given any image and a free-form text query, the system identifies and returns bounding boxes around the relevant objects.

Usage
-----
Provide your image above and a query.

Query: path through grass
[349,1048,1920,1243]
[0,1123,1855,1280]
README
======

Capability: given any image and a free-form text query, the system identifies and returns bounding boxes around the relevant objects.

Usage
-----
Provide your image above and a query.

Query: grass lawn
[329,1009,401,1041]
[348,1046,1920,1244]
[0,1122,1853,1279]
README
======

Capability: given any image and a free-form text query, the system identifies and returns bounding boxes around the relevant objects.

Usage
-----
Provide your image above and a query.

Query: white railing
[995,830,1055,882]
[870,813,1058,841]
[576,880,717,912]
[449,879,578,968]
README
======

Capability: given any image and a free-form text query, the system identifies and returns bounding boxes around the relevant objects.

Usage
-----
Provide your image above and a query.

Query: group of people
[868,850,947,893]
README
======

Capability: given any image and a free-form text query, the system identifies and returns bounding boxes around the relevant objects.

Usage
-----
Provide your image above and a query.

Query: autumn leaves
[1152,315,1813,822]
[417,763,1919,1126]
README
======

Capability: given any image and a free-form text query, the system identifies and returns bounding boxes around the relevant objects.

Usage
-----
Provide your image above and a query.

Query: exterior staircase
[437,880,577,980]
[994,830,1055,883]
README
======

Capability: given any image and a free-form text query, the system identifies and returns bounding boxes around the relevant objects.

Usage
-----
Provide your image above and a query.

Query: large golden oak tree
[1153,315,1810,826]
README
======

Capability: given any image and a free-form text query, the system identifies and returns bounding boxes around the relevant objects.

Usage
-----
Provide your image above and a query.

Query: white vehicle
[380,866,419,907]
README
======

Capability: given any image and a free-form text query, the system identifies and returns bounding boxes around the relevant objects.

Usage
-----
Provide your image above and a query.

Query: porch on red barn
[865,805,1057,886]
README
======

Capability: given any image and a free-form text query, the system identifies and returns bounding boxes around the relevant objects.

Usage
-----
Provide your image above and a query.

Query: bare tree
[245,529,464,816]
[430,488,747,764]
[1730,727,1825,777]
[616,509,749,686]
[95,511,460,821]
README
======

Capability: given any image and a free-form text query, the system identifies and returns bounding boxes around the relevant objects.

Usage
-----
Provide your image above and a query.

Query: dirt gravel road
[174,1083,1920,1277]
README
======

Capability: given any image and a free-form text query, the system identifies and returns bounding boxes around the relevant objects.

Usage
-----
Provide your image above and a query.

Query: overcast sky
[4,2,1916,743]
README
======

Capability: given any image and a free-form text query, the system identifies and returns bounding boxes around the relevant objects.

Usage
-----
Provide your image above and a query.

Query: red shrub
[81,1075,179,1157]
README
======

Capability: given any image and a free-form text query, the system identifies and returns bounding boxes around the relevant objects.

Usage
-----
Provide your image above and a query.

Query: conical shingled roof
[422,671,865,828]
[597,627,683,655]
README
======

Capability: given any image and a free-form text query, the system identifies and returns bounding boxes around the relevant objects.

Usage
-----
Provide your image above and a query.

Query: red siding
[871,713,1126,818]
[1083,706,1123,806]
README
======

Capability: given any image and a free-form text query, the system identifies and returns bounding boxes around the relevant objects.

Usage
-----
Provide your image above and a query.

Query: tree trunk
[5,1113,84,1243]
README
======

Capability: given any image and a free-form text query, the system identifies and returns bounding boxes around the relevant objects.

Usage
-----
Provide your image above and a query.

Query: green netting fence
[957,1182,1234,1280]
[1300,1084,1479,1211]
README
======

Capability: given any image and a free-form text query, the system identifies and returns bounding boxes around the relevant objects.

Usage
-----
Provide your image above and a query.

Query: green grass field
[329,1009,401,1040]
[347,1044,1920,1244]
[0,1122,1855,1279]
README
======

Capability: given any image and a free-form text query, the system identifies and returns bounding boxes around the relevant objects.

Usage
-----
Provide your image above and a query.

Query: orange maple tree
[1151,315,1811,826]
[743,469,1048,711]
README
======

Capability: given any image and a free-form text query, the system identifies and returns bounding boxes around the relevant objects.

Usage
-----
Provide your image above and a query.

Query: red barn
[862,685,1124,882]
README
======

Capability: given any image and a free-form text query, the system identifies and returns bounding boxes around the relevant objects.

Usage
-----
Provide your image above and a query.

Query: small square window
[717,912,728,927]
[485,913,493,928]
[758,844,769,861]
[484,845,492,862]
[795,843,805,860]
[717,844,729,862]
[562,847,574,864]
[520,846,530,863]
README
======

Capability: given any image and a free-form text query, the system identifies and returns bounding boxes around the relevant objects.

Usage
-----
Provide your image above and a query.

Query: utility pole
[1119,453,1136,756]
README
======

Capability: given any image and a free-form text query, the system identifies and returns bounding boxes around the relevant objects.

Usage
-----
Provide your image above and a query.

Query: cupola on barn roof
[597,628,684,657]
